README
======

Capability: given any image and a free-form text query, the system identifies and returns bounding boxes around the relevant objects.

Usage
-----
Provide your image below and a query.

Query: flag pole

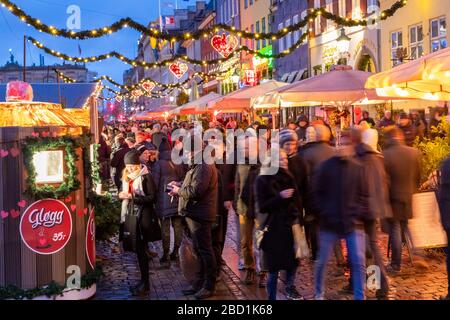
[159,0,163,32]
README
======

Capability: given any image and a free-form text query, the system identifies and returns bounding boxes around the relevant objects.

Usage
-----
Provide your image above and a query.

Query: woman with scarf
[255,148,303,300]
[119,149,160,297]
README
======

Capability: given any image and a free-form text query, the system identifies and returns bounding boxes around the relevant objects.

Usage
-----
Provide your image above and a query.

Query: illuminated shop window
[32,150,64,184]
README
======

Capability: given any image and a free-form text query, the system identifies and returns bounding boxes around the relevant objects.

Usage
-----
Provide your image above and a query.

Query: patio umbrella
[171,92,223,116]
[208,80,289,112]
[265,66,381,108]
[365,47,450,101]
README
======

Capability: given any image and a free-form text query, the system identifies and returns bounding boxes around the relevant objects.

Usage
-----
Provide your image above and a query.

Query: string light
[0,0,408,41]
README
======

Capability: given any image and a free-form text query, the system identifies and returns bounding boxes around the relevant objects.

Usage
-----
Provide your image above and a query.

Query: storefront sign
[20,199,73,255]
[86,207,96,269]
[244,70,256,86]
[409,192,448,249]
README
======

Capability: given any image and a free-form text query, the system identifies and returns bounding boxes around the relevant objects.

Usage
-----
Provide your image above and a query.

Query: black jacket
[235,163,260,218]
[131,173,160,242]
[287,154,308,214]
[313,155,368,235]
[110,144,130,178]
[383,141,421,220]
[178,162,218,223]
[355,143,393,220]
[255,168,301,272]
[152,150,185,219]
[438,157,450,230]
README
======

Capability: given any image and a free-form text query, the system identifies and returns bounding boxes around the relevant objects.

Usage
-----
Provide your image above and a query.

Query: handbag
[292,224,310,259]
[123,198,140,253]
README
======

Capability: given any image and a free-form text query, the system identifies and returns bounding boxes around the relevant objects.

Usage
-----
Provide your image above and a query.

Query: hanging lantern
[169,61,188,79]
[131,89,143,99]
[115,95,123,102]
[211,33,239,58]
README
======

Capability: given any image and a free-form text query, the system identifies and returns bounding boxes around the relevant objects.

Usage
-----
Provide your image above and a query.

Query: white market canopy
[252,66,384,109]
[208,80,289,113]
[170,92,223,115]
[366,47,450,101]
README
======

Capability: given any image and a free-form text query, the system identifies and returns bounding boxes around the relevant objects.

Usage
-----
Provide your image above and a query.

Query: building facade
[0,53,96,83]
[308,0,380,76]
[239,0,273,83]
[379,0,448,71]
[271,0,309,82]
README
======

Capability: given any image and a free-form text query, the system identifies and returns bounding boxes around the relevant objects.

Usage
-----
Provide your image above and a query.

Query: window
[278,23,284,52]
[293,14,300,43]
[314,0,321,35]
[256,21,260,50]
[409,24,423,60]
[391,30,403,66]
[33,150,64,184]
[325,0,334,31]
[244,0,248,9]
[285,19,292,49]
[430,17,447,52]
[251,24,254,49]
[262,17,266,47]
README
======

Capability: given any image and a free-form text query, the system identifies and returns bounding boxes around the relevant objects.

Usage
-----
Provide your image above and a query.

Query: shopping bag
[292,224,310,259]
[179,233,201,283]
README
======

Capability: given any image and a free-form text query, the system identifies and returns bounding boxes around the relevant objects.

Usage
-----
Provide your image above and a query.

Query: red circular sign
[85,207,96,269]
[20,199,73,255]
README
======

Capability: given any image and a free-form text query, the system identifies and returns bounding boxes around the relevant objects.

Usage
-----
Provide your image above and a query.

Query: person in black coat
[255,149,303,300]
[312,130,369,300]
[169,135,219,300]
[397,112,418,146]
[152,137,185,267]
[438,156,450,300]
[383,127,421,273]
[110,136,130,191]
[119,149,160,297]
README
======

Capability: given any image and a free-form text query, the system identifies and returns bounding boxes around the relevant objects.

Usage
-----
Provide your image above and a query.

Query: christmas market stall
[170,92,223,118]
[0,81,101,300]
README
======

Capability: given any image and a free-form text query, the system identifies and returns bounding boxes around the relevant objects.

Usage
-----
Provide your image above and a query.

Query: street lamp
[231,68,240,84]
[337,27,351,65]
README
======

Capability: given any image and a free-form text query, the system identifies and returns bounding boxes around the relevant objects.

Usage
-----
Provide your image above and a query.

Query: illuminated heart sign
[131,89,143,99]
[211,33,239,58]
[115,95,123,102]
[141,80,155,94]
[169,62,188,79]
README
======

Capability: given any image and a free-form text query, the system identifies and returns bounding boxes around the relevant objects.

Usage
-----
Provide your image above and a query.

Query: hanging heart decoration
[10,209,20,219]
[17,200,27,208]
[0,149,9,158]
[169,61,188,79]
[211,33,239,58]
[115,95,123,103]
[31,132,39,138]
[1,210,8,219]
[10,147,20,158]
[141,81,155,94]
[131,89,143,99]
[41,131,50,138]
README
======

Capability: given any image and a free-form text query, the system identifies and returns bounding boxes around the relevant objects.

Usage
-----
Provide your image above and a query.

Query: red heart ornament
[169,62,188,79]
[70,204,77,212]
[0,149,9,158]
[39,238,47,246]
[115,95,123,103]
[52,132,58,138]
[31,132,39,137]
[77,209,84,217]
[17,200,26,208]
[131,89,143,99]
[141,81,155,94]
[10,209,20,218]
[211,33,239,58]
[64,196,72,203]
[83,208,88,215]
[41,131,50,137]
[9,147,20,158]
[1,210,8,219]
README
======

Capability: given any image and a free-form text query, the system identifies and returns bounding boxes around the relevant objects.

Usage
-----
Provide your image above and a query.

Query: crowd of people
[96,110,450,301]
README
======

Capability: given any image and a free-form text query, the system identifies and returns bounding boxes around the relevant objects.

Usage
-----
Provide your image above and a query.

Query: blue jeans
[315,229,366,300]
[267,269,296,300]
[388,219,409,269]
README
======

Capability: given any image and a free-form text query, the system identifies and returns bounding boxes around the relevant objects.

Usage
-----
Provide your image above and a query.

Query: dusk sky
[0,0,200,89]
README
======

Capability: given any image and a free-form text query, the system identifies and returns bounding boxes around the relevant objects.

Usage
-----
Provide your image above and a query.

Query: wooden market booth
[0,82,101,300]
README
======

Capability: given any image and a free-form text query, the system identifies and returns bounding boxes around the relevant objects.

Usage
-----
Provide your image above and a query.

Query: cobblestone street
[95,214,448,300]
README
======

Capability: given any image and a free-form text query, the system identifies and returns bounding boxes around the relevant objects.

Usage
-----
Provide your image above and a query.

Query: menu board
[409,192,448,249]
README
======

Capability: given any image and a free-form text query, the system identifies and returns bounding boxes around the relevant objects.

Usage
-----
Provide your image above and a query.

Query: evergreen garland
[0,266,104,300]
[22,135,91,200]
